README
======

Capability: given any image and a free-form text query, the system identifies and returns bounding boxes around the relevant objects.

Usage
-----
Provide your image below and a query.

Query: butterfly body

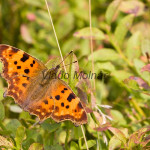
[0,44,87,126]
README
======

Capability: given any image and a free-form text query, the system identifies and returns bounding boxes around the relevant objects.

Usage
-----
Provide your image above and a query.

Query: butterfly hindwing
[49,79,87,126]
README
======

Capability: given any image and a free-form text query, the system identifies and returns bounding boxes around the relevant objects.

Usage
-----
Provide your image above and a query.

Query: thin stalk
[89,0,95,90]
[81,125,89,150]
[44,0,66,72]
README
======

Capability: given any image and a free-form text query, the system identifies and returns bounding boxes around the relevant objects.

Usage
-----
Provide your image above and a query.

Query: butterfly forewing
[0,44,47,106]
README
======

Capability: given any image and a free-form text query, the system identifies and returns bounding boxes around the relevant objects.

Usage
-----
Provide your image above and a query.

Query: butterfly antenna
[61,60,77,68]
[57,50,74,66]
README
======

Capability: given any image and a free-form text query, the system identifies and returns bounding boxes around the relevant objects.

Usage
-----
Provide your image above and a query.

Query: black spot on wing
[66,105,69,109]
[14,61,17,65]
[22,83,27,87]
[17,66,21,69]
[44,100,48,104]
[12,47,19,53]
[30,64,33,67]
[24,69,30,74]
[67,93,76,102]
[78,102,83,109]
[55,95,60,100]
[61,90,64,93]
[20,53,29,62]
[64,88,68,90]
[61,103,64,107]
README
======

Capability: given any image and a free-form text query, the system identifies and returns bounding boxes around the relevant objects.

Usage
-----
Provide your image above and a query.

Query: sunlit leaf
[29,143,43,150]
[126,31,141,61]
[114,14,134,46]
[74,27,105,40]
[81,140,96,149]
[109,136,121,150]
[119,0,145,16]
[105,0,122,24]
[15,126,25,150]
[108,127,127,145]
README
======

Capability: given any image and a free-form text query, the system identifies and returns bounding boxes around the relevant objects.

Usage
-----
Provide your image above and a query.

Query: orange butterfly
[0,44,87,126]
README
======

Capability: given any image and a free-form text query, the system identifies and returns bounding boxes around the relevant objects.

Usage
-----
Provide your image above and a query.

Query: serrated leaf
[105,0,121,24]
[15,126,25,150]
[0,102,5,121]
[89,48,120,62]
[29,143,43,150]
[108,127,127,145]
[114,14,134,46]
[81,140,96,149]
[74,27,105,40]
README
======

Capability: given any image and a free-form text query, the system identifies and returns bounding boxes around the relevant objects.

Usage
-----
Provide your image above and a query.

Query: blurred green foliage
[1,0,150,149]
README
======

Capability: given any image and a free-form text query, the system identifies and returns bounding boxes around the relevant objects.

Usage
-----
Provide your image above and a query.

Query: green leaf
[114,14,134,46]
[95,62,115,73]
[110,110,127,126]
[0,102,5,121]
[46,144,63,150]
[6,119,21,136]
[74,27,105,40]
[108,127,127,145]
[70,141,79,150]
[88,48,120,62]
[113,70,133,82]
[55,12,74,39]
[41,122,61,133]
[29,143,43,150]
[109,136,121,150]
[133,59,150,83]
[124,78,141,90]
[81,140,96,149]
[119,0,145,16]
[126,31,141,61]
[105,0,121,24]
[141,38,150,55]
[15,126,25,150]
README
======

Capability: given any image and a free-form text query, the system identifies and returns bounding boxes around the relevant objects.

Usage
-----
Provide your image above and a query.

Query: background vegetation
[0,0,150,149]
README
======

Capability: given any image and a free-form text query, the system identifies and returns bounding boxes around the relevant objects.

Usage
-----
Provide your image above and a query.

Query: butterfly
[0,44,87,126]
